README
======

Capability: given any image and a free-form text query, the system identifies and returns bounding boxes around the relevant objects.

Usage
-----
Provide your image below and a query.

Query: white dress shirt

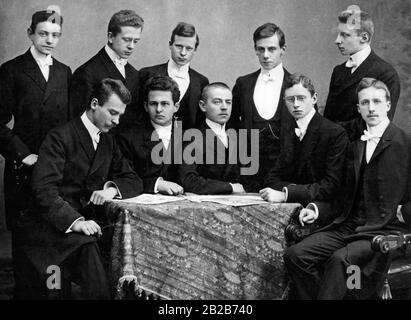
[168,59,190,101]
[151,121,172,150]
[253,63,284,120]
[206,118,228,148]
[346,45,371,73]
[295,109,316,141]
[30,45,53,81]
[105,44,127,78]
[361,118,390,163]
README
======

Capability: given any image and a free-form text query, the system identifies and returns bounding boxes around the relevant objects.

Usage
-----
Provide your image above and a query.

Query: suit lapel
[297,112,322,175]
[338,51,377,93]
[98,48,126,80]
[88,133,111,176]
[22,50,47,91]
[188,68,201,125]
[244,70,260,128]
[43,60,60,103]
[368,122,394,164]
[73,117,95,162]
[354,140,365,184]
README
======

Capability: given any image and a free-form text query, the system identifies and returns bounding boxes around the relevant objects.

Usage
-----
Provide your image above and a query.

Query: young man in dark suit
[138,22,209,130]
[284,78,411,300]
[117,76,184,195]
[323,6,400,140]
[260,73,348,227]
[231,22,294,192]
[70,10,144,129]
[19,79,143,299]
[178,83,245,195]
[0,9,71,298]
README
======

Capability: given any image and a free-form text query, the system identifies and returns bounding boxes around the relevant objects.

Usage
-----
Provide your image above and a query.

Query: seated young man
[260,73,349,225]
[19,79,143,299]
[117,75,184,195]
[284,78,411,300]
[178,82,245,194]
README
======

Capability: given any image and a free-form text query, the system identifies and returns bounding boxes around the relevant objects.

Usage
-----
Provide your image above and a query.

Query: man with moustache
[138,22,209,130]
[231,23,293,192]
[0,8,71,297]
[284,78,411,300]
[323,6,400,140]
[70,10,144,130]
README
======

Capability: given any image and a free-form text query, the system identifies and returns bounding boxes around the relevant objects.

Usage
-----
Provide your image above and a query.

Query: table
[106,199,301,300]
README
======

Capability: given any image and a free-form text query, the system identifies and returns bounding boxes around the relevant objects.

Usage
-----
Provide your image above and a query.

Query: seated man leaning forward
[284,78,411,300]
[260,73,349,225]
[117,75,184,195]
[21,78,143,299]
[178,82,245,194]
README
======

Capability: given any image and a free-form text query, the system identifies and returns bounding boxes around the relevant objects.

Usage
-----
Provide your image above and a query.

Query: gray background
[1,0,410,131]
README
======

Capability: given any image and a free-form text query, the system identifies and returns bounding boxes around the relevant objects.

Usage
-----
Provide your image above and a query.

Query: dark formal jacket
[116,120,181,193]
[323,50,400,131]
[316,122,411,234]
[138,62,209,129]
[23,116,143,274]
[264,112,349,221]
[69,48,140,129]
[0,50,71,228]
[0,49,71,162]
[178,122,240,194]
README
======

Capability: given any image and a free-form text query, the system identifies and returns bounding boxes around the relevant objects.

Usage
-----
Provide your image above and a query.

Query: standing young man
[139,22,209,130]
[323,6,400,140]
[70,10,144,130]
[231,23,293,192]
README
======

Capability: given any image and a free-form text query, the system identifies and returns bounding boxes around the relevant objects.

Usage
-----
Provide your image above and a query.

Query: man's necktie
[360,130,380,142]
[295,127,307,141]
[262,74,275,83]
[92,131,101,150]
[361,130,381,163]
[345,57,357,70]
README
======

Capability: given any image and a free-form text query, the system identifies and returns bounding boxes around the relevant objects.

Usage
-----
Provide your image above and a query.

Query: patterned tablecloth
[106,199,301,300]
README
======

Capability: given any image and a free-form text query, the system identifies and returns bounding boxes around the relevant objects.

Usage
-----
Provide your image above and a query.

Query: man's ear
[280,44,287,57]
[357,104,361,114]
[107,32,113,44]
[143,101,148,113]
[312,92,318,105]
[173,102,180,113]
[27,28,33,38]
[90,98,99,110]
[360,32,370,43]
[198,100,206,112]
[387,101,391,112]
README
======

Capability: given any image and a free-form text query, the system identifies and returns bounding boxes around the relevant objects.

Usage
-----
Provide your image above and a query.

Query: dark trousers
[284,223,391,300]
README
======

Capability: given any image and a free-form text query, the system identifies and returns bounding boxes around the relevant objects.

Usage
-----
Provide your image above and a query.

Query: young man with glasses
[0,8,71,298]
[260,73,348,226]
[138,22,209,131]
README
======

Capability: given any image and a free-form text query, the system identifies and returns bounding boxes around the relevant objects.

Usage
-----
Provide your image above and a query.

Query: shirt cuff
[306,202,319,220]
[397,205,405,223]
[104,181,122,199]
[65,217,85,233]
[154,177,163,194]
[282,187,288,202]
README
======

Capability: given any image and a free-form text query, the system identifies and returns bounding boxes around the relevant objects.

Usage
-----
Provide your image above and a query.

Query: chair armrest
[371,232,411,254]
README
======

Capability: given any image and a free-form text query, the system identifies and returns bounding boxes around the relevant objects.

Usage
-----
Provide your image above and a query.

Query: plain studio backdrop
[0,0,410,131]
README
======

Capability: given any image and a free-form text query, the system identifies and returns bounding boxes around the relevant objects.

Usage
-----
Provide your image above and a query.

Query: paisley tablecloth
[106,200,301,300]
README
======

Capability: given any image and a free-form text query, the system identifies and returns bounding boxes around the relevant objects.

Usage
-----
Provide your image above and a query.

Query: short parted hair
[29,10,63,33]
[356,77,391,102]
[201,82,231,102]
[284,73,316,97]
[88,78,131,108]
[144,76,181,104]
[108,10,144,36]
[338,9,374,41]
[253,23,285,48]
[169,22,199,50]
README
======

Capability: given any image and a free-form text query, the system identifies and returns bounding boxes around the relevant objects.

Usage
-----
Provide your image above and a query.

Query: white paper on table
[184,193,267,207]
[113,193,186,205]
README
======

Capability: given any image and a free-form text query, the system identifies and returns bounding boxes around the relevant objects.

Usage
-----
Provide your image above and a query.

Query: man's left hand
[259,187,286,203]
[89,187,118,205]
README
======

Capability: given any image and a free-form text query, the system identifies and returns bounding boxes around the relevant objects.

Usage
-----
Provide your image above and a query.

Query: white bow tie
[360,130,381,142]
[262,74,275,82]
[295,127,306,140]
[170,71,188,80]
[113,57,127,67]
[345,58,357,69]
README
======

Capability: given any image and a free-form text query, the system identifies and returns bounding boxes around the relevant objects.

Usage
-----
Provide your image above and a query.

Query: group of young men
[0,5,409,300]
